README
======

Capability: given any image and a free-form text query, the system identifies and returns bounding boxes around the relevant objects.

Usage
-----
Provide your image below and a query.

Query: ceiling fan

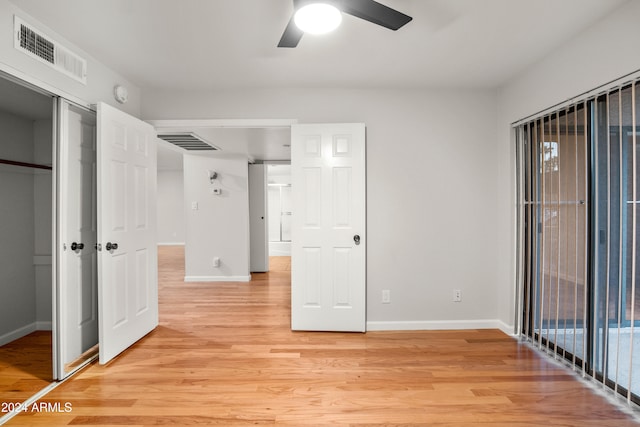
[278,0,413,48]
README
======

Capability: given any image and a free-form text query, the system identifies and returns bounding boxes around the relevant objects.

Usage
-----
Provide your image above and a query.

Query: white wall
[267,164,291,186]
[0,0,141,117]
[0,0,634,335]
[143,88,502,330]
[0,0,145,343]
[183,154,250,282]
[33,118,52,327]
[0,112,52,344]
[496,0,640,331]
[157,169,185,245]
[0,111,36,343]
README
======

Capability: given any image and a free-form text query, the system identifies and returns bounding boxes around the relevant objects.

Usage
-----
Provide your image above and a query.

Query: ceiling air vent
[157,133,220,151]
[14,16,87,84]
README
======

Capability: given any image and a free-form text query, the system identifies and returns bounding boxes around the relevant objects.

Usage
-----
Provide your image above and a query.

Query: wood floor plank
[6,245,640,426]
[0,331,52,403]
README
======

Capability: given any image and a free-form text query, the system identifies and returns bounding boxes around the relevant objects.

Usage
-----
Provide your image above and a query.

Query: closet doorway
[0,76,55,401]
[0,75,100,408]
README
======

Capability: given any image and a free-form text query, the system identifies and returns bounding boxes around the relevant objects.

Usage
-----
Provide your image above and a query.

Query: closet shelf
[0,158,52,170]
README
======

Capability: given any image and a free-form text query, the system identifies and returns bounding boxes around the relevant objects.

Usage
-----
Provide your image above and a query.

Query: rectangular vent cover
[157,133,220,151]
[14,16,87,84]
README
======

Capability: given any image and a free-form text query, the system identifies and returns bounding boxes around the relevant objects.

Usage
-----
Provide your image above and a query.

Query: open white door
[55,99,98,379]
[97,102,158,364]
[291,123,366,332]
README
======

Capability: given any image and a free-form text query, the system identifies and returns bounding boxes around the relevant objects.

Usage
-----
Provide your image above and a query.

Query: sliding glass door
[592,86,640,398]
[520,104,589,364]
[517,81,640,405]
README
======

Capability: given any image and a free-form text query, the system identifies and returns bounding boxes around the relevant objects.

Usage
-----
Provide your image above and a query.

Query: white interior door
[55,99,98,379]
[291,123,366,332]
[97,102,158,364]
[249,164,268,272]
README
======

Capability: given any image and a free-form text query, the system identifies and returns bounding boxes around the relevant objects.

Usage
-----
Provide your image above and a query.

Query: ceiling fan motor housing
[278,0,413,48]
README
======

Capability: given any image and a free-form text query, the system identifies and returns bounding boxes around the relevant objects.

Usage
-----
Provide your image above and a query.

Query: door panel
[291,123,366,332]
[55,99,98,380]
[97,102,158,364]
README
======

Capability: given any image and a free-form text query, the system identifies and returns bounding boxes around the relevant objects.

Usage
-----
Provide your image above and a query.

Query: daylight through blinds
[516,81,640,405]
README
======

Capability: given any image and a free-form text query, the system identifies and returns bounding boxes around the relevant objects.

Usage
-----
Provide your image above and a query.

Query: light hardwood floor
[0,331,52,402]
[6,245,640,426]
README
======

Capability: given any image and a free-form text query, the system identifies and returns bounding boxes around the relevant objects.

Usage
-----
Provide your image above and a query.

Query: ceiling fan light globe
[294,3,342,35]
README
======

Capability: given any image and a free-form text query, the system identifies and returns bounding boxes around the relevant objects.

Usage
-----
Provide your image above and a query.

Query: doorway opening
[0,75,55,401]
[153,121,368,333]
[153,122,294,279]
[267,164,292,257]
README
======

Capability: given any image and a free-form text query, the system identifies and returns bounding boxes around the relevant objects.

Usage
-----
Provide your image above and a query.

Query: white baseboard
[158,242,185,246]
[366,319,512,332]
[269,249,291,256]
[36,321,52,331]
[497,320,517,337]
[184,275,251,283]
[269,242,291,256]
[0,322,37,346]
[0,321,55,346]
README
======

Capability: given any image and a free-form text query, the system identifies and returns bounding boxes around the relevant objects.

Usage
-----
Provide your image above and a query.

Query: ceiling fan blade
[339,0,412,30]
[278,16,304,48]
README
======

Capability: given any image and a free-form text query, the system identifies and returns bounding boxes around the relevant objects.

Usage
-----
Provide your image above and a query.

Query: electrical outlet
[213,257,220,267]
[382,290,391,304]
[453,289,462,302]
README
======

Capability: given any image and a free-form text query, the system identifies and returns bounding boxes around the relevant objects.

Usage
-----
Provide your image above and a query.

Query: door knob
[71,242,85,251]
[106,242,118,251]
[354,235,361,245]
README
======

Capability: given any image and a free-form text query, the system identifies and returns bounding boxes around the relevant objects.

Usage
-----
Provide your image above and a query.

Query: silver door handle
[354,235,361,245]
[106,242,118,251]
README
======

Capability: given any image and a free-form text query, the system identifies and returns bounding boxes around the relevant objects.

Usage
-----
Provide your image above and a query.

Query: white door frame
[0,70,94,382]
[147,119,298,129]
[149,118,298,275]
[148,120,368,332]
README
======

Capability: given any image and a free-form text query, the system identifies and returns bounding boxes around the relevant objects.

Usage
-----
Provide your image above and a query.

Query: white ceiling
[5,0,627,164]
[9,0,626,91]
[156,127,291,169]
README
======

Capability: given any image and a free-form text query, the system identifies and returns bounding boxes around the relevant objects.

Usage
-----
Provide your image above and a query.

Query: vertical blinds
[516,80,640,405]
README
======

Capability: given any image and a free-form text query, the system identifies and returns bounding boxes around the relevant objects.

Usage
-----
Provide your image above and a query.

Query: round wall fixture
[113,85,128,104]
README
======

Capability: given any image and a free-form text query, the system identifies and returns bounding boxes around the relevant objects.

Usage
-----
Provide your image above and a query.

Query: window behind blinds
[516,81,640,406]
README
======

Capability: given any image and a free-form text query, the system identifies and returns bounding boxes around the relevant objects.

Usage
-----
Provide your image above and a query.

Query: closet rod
[0,158,52,170]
